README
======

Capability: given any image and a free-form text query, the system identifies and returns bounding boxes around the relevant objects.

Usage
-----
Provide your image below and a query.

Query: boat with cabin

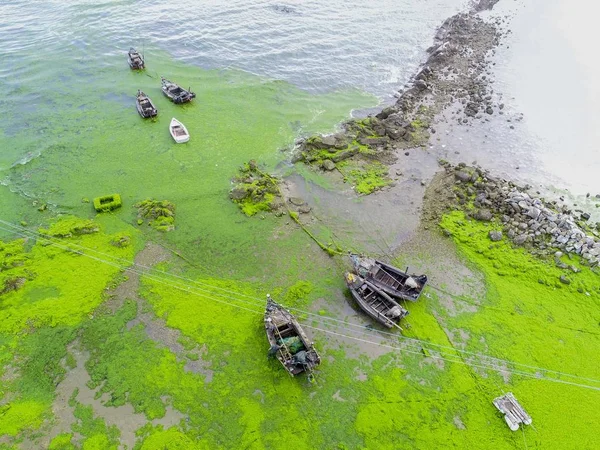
[161,77,196,104]
[351,255,427,302]
[345,272,409,329]
[264,295,320,377]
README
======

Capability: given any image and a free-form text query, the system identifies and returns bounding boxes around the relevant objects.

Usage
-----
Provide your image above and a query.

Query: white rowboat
[169,118,189,143]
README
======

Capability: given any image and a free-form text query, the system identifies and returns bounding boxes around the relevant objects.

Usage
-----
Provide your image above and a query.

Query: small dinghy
[493,392,532,431]
[345,272,409,329]
[169,118,189,143]
[351,255,427,302]
[264,295,320,377]
[136,90,157,118]
[161,77,196,104]
[128,47,145,70]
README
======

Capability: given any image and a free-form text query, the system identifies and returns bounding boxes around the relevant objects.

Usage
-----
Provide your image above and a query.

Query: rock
[376,106,396,120]
[320,135,337,148]
[514,234,528,245]
[298,204,312,214]
[386,128,406,140]
[229,188,248,201]
[474,209,493,221]
[581,212,591,221]
[489,230,503,241]
[454,171,472,182]
[289,197,305,206]
[559,275,571,285]
[415,80,428,90]
[465,102,479,117]
[331,147,359,163]
[526,207,541,220]
[322,160,336,171]
[358,137,390,146]
[485,106,493,115]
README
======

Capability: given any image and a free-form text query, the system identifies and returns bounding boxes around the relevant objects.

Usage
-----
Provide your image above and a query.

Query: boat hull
[169,118,189,143]
[161,77,195,104]
[345,273,408,329]
[136,92,157,118]
[128,48,145,70]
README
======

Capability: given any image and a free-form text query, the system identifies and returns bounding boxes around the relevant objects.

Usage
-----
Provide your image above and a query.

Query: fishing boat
[161,77,196,104]
[350,255,428,302]
[492,393,532,431]
[264,295,320,377]
[169,118,189,143]
[127,47,145,70]
[136,90,158,118]
[345,272,409,329]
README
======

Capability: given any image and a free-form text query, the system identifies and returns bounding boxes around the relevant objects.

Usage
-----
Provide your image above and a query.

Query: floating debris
[493,392,532,431]
[93,194,122,213]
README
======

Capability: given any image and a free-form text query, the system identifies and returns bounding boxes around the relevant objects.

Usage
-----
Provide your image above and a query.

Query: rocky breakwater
[448,163,600,268]
[293,0,503,193]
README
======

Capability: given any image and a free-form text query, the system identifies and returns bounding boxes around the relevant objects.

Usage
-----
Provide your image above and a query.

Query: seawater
[0,0,466,266]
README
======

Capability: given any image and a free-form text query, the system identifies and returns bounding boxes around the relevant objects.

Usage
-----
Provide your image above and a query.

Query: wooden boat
[345,272,409,329]
[264,295,320,377]
[128,47,145,70]
[136,90,158,118]
[350,255,427,302]
[492,393,532,431]
[169,118,189,143]
[161,77,196,104]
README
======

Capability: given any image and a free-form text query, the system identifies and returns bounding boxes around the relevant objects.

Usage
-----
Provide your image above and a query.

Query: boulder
[331,147,359,163]
[376,106,397,120]
[454,171,472,182]
[514,234,528,245]
[289,197,306,206]
[229,188,248,201]
[322,160,336,171]
[358,137,390,146]
[489,230,503,242]
[474,209,493,221]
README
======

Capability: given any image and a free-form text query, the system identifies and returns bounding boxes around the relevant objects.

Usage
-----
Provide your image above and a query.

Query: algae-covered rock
[93,194,122,213]
[134,199,176,232]
[229,160,283,217]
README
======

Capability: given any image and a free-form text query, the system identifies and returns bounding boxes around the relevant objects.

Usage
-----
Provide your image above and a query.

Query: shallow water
[431,0,599,203]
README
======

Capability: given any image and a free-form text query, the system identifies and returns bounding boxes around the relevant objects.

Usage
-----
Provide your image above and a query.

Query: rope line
[1,220,599,390]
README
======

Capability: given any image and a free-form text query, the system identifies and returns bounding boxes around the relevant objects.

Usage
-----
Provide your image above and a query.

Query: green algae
[1,217,136,334]
[1,50,376,282]
[48,433,75,450]
[71,402,120,450]
[0,217,139,441]
[337,160,392,194]
[135,426,208,450]
[435,210,600,448]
